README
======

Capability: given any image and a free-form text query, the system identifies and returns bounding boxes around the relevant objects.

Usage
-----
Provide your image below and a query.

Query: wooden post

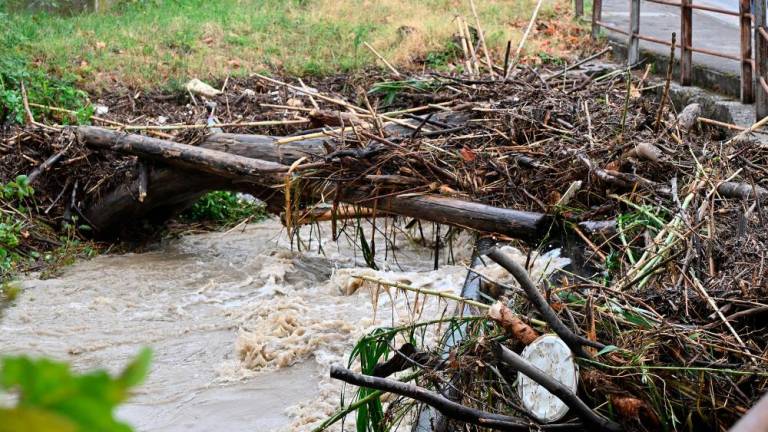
[755,0,768,119]
[740,0,754,103]
[591,0,603,39]
[680,0,693,85]
[628,0,641,65]
[575,0,583,18]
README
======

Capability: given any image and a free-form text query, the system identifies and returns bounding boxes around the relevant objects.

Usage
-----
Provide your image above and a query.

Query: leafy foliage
[0,176,34,276]
[2,175,34,200]
[181,191,266,226]
[0,348,152,432]
[0,53,92,125]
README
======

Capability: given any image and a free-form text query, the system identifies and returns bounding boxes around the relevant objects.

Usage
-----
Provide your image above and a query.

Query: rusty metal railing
[587,0,759,110]
[755,0,768,118]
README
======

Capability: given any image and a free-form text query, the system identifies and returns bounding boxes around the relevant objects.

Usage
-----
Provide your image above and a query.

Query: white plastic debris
[94,104,109,115]
[517,335,578,423]
[185,78,222,98]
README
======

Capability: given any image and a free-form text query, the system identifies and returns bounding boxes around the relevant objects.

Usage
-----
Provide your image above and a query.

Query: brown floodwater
[0,219,568,431]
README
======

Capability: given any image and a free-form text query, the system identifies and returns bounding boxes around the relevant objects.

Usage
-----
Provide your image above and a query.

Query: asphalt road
[600,0,743,75]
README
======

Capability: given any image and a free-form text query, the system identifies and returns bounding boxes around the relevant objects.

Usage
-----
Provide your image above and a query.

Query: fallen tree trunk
[78,126,289,182]
[83,132,327,233]
[78,127,581,241]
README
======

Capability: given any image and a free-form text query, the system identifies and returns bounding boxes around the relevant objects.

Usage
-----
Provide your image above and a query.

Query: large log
[79,127,551,241]
[84,132,327,233]
[78,126,288,182]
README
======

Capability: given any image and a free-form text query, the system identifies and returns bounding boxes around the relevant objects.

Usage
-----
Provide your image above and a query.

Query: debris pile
[2,50,767,431]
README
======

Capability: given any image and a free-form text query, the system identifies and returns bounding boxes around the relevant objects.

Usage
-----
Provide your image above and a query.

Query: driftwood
[77,126,290,181]
[79,127,554,240]
[83,132,327,234]
[329,365,583,431]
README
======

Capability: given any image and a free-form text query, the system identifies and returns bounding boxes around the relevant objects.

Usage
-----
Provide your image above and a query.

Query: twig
[654,32,676,131]
[20,81,36,125]
[354,275,489,310]
[363,42,401,77]
[457,16,474,77]
[468,0,495,76]
[27,140,74,184]
[116,118,310,131]
[543,47,612,81]
[506,0,545,78]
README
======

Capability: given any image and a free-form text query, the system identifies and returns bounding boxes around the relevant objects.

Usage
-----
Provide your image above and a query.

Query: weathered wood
[628,0,640,65]
[77,126,289,182]
[680,0,693,85]
[591,0,603,40]
[329,366,584,431]
[83,132,324,233]
[137,162,148,203]
[80,128,553,241]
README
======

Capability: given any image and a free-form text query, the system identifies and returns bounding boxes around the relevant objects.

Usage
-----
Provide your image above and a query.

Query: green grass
[0,0,565,90]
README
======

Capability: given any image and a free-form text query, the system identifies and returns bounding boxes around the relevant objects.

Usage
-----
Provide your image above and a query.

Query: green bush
[182,191,266,226]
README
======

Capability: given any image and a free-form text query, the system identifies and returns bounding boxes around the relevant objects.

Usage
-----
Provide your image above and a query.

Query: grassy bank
[1,0,578,89]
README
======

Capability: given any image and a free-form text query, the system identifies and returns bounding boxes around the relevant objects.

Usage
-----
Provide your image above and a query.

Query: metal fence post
[756,0,768,119]
[628,0,641,65]
[680,0,693,85]
[592,0,603,39]
[740,0,754,103]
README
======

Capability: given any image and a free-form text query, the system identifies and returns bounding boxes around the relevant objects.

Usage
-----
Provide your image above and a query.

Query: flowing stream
[0,219,569,431]
[0,219,475,430]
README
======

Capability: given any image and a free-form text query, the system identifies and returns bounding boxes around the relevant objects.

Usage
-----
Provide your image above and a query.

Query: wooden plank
[740,0,754,103]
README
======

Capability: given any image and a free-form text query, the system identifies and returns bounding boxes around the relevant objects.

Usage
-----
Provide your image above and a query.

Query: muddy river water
[0,219,568,431]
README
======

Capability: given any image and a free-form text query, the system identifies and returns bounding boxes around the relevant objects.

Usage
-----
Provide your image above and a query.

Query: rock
[677,103,701,131]
[94,104,109,115]
[185,79,222,98]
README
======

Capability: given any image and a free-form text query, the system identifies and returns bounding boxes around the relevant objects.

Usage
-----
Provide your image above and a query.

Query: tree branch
[329,365,582,431]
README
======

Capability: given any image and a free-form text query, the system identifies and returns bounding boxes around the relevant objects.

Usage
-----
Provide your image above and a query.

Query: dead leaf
[459,146,477,162]
[611,395,661,429]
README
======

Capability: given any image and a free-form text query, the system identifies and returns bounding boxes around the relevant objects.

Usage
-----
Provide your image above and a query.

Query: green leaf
[0,407,77,432]
[596,344,620,356]
[119,347,152,388]
[0,348,151,432]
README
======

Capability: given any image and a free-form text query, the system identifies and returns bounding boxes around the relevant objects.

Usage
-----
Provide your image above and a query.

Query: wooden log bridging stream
[77,126,600,241]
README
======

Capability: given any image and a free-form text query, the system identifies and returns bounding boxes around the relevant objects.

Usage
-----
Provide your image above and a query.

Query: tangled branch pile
[2,45,767,430]
[282,67,767,430]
